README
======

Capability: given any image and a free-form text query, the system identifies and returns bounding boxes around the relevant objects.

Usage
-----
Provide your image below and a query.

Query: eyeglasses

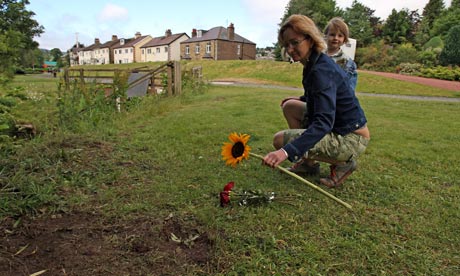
[284,37,308,49]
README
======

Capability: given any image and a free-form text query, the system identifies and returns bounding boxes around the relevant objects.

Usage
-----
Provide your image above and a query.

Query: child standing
[324,17,357,90]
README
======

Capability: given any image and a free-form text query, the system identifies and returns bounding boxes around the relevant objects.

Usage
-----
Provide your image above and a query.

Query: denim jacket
[283,51,367,162]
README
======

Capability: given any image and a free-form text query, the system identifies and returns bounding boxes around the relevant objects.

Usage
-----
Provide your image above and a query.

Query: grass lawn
[1,65,459,275]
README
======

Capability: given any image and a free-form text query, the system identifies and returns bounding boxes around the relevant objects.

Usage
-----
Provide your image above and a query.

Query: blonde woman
[263,15,370,188]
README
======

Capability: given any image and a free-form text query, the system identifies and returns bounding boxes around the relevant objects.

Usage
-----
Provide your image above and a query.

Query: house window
[195,44,200,54]
[206,42,211,54]
[237,45,241,55]
[185,45,190,55]
[130,48,133,53]
[164,46,168,52]
[147,48,152,54]
[142,49,144,55]
[125,49,128,54]
[156,48,160,53]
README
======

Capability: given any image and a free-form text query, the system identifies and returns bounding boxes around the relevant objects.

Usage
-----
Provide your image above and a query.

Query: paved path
[210,80,460,103]
[360,70,460,92]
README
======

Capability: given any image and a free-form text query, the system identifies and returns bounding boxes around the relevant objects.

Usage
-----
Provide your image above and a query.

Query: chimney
[192,28,197,38]
[228,23,235,41]
[135,32,141,39]
[95,38,100,44]
[112,35,118,41]
[165,29,172,37]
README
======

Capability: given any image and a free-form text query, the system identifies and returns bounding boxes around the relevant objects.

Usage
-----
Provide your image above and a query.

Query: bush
[440,25,460,66]
[355,40,394,71]
[418,49,442,67]
[418,66,460,81]
[398,63,422,75]
[383,43,418,70]
[423,36,444,50]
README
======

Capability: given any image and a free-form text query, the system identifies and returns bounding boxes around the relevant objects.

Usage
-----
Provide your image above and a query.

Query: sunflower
[221,132,251,167]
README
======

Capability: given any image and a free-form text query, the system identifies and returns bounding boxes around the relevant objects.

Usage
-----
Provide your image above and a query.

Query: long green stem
[249,152,353,211]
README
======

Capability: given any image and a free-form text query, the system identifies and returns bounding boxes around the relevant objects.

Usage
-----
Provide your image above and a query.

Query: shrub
[398,63,422,75]
[389,44,419,68]
[440,25,460,66]
[418,66,460,81]
[423,36,444,50]
[418,49,441,67]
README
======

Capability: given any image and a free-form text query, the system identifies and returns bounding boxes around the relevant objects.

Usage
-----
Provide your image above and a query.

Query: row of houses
[68,23,256,66]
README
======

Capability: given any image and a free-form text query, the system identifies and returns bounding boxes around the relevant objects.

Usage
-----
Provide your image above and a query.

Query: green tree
[423,0,445,29]
[382,8,412,44]
[19,47,44,69]
[439,25,460,65]
[50,48,62,61]
[0,0,43,81]
[416,0,445,45]
[431,4,460,39]
[281,0,340,31]
[342,0,377,47]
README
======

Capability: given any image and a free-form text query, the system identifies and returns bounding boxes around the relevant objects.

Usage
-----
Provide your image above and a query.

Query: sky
[28,0,452,51]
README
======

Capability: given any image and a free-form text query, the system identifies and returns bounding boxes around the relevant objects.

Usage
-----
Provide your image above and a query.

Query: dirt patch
[0,212,212,276]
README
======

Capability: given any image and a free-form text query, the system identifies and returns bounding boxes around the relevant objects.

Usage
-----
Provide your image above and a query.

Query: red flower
[220,181,235,207]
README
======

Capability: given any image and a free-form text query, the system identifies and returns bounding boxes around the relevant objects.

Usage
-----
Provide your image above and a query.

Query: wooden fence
[63,61,182,97]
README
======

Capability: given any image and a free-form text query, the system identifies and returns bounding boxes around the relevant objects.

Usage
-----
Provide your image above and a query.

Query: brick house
[180,23,256,60]
[113,32,152,64]
[140,29,189,62]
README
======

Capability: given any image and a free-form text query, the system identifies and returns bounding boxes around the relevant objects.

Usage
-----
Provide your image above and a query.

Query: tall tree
[431,2,460,39]
[439,25,460,65]
[416,0,445,45]
[382,8,412,44]
[0,0,43,80]
[342,0,377,47]
[280,0,341,31]
[422,0,445,29]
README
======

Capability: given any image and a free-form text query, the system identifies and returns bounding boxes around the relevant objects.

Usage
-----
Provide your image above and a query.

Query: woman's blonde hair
[278,14,326,54]
[324,17,350,43]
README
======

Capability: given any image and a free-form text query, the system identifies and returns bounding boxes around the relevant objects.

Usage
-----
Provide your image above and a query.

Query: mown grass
[1,64,459,274]
[71,60,458,98]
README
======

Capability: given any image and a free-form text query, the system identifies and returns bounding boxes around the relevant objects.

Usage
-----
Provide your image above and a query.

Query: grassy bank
[1,65,459,274]
[71,59,459,98]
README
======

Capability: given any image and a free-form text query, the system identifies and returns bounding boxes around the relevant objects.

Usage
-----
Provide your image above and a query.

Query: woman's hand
[263,149,288,168]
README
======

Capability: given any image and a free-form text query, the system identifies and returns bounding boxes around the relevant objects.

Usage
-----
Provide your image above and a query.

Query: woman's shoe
[287,161,320,176]
[320,160,357,188]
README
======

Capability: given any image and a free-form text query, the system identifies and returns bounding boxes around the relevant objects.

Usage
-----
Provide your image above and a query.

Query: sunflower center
[231,142,245,158]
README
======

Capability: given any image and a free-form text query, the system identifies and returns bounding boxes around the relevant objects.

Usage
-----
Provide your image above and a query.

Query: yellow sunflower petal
[221,133,251,167]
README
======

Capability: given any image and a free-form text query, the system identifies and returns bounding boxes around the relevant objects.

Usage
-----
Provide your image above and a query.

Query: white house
[140,29,189,62]
[79,38,101,65]
[113,32,152,64]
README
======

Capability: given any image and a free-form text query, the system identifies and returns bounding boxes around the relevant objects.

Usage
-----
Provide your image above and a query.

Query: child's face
[326,30,345,51]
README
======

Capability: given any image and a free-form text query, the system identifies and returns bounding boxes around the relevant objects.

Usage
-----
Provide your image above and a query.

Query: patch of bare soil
[0,212,212,276]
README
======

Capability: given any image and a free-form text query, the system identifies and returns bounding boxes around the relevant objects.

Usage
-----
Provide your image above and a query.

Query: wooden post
[167,64,173,96]
[79,69,84,84]
[64,68,69,90]
[174,61,181,95]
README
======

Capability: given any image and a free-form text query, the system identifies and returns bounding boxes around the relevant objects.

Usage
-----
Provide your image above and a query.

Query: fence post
[64,68,69,90]
[79,69,84,84]
[167,64,173,96]
[174,61,181,95]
